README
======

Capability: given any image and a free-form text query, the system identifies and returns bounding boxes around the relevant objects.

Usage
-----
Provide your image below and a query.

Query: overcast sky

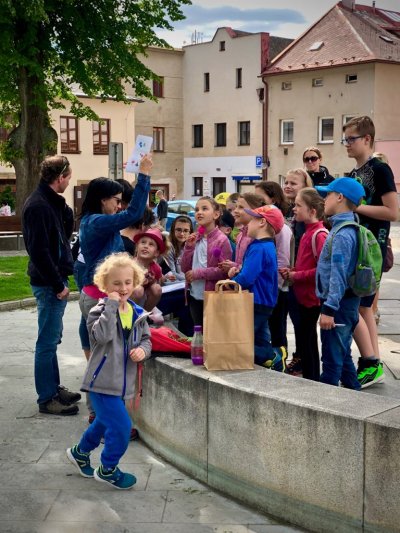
[158,0,400,47]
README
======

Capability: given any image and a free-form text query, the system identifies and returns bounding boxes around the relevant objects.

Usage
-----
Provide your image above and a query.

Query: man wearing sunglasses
[302,146,334,187]
[22,155,81,415]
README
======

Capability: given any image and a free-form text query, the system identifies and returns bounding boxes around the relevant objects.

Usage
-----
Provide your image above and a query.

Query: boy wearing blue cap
[342,116,398,388]
[315,178,366,389]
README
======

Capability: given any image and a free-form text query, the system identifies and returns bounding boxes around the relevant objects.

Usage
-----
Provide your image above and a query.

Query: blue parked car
[153,200,197,231]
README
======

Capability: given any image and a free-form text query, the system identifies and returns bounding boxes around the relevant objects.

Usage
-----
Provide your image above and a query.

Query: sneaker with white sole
[357,358,385,389]
[94,465,136,490]
[66,445,94,478]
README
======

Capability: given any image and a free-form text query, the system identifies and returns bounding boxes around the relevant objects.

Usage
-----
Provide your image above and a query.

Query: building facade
[183,28,291,199]
[131,47,184,204]
[263,1,400,188]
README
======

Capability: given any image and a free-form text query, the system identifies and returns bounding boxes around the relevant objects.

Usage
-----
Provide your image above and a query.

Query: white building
[183,27,291,198]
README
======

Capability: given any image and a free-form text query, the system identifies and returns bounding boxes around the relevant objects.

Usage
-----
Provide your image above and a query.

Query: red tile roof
[263,2,400,76]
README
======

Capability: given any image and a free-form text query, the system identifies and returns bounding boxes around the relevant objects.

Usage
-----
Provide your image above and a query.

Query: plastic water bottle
[191,325,204,365]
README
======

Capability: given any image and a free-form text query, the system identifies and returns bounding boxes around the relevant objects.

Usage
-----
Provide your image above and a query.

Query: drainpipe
[262,77,269,180]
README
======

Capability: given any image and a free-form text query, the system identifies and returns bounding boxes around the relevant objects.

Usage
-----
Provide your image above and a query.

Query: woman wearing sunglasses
[302,146,334,187]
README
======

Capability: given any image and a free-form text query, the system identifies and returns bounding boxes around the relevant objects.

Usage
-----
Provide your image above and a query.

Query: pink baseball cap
[133,227,166,253]
[244,205,284,234]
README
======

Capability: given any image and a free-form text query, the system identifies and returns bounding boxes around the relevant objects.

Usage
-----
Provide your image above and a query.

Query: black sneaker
[57,385,82,405]
[39,395,79,416]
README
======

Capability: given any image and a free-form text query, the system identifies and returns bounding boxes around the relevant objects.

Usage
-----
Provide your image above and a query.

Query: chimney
[372,1,376,13]
[342,0,356,11]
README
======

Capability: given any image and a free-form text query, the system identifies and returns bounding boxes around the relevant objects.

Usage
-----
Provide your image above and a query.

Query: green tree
[0,0,190,212]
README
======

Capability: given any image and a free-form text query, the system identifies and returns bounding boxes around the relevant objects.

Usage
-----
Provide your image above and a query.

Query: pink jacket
[292,221,327,307]
[181,226,232,292]
[234,225,253,267]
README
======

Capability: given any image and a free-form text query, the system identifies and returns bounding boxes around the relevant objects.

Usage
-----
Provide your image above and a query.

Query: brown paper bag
[203,280,254,370]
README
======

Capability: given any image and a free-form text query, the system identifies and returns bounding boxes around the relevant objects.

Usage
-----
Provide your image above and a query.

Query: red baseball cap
[244,205,284,234]
[133,227,166,253]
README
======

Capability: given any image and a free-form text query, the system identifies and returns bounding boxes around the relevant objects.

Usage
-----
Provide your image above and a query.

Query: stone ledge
[133,357,400,533]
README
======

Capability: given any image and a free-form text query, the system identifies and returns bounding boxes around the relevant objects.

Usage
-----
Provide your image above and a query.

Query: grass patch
[0,256,77,302]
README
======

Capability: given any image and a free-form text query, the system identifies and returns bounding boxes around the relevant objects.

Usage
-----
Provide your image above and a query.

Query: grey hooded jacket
[81,298,152,400]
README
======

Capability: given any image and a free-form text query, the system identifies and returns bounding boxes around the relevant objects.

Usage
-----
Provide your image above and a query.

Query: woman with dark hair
[302,146,334,187]
[78,155,152,425]
[255,181,290,216]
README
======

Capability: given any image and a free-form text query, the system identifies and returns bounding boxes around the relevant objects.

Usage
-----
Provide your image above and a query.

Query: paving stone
[162,490,273,525]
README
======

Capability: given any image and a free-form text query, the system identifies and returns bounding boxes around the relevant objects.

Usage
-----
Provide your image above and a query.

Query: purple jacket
[181,226,232,291]
[234,225,253,267]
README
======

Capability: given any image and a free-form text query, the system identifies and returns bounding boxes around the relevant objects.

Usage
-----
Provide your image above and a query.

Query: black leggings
[189,295,204,328]
[297,304,321,381]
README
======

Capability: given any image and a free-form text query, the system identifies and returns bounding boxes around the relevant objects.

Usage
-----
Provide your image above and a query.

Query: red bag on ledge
[150,326,191,356]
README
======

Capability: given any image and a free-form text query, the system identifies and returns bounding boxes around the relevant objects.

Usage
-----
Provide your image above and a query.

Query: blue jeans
[31,284,68,404]
[254,306,275,365]
[79,392,131,468]
[320,296,361,390]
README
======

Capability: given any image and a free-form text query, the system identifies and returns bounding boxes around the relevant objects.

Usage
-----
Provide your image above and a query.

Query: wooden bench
[0,216,24,250]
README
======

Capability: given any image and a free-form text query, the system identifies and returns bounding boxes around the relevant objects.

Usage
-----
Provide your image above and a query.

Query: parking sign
[255,155,262,168]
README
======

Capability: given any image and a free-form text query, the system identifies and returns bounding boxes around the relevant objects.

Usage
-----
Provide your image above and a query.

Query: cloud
[173,4,306,29]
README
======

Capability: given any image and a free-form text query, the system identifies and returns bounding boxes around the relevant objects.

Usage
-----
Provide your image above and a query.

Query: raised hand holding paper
[126,135,153,173]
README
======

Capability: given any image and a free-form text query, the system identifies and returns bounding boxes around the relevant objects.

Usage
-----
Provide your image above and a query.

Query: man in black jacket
[22,155,81,415]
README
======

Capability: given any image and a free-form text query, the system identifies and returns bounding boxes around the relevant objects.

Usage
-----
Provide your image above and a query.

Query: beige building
[0,94,139,215]
[263,0,400,188]
[131,47,184,203]
[183,28,291,198]
[52,95,139,212]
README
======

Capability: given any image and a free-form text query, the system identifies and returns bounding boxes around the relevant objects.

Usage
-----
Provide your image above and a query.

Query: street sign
[109,142,123,180]
[255,155,262,168]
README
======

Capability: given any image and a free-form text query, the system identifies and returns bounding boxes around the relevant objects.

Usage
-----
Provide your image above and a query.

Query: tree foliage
[0,0,191,211]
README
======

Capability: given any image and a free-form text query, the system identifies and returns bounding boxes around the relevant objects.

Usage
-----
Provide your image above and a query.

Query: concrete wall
[134,357,400,533]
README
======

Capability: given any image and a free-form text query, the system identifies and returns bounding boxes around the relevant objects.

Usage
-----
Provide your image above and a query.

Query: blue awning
[232,175,262,181]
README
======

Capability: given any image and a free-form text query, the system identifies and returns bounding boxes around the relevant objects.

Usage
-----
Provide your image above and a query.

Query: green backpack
[327,221,382,297]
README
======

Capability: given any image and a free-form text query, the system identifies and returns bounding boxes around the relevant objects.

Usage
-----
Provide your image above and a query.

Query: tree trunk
[8,67,57,214]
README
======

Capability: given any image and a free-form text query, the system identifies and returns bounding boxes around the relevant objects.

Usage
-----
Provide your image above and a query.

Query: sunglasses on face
[175,228,190,233]
[303,156,319,163]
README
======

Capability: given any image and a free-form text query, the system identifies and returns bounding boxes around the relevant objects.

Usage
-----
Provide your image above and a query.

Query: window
[213,177,226,197]
[281,81,292,91]
[179,202,195,214]
[236,68,242,88]
[153,127,165,152]
[280,120,294,144]
[346,74,358,83]
[238,121,250,146]
[60,116,79,153]
[343,115,355,126]
[309,41,324,51]
[312,78,324,87]
[92,119,110,155]
[215,123,226,147]
[193,124,203,148]
[153,77,164,98]
[204,72,210,92]
[193,177,203,196]
[319,117,334,143]
[219,41,225,51]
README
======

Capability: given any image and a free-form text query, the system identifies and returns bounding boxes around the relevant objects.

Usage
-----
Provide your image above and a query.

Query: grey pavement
[0,281,303,529]
[1,225,400,532]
